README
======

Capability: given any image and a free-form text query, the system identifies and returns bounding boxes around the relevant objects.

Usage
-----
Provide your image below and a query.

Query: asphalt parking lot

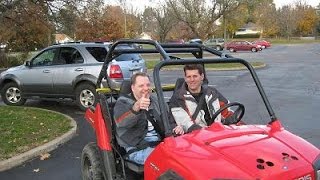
[0,43,320,179]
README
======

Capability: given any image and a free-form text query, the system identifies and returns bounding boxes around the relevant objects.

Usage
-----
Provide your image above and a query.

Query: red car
[252,40,271,49]
[226,40,262,52]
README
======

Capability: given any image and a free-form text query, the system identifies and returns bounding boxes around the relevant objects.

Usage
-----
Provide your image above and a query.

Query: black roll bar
[153,59,277,137]
[97,39,277,138]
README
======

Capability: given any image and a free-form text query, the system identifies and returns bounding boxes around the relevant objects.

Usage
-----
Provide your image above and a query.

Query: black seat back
[119,80,132,96]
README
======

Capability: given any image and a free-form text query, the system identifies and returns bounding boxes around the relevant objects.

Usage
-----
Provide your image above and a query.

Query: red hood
[145,121,319,179]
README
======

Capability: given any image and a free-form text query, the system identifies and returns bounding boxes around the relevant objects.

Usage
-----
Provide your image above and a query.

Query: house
[54,33,74,44]
[138,32,152,40]
[234,23,262,38]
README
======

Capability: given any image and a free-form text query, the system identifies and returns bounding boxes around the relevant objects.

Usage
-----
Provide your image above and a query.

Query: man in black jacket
[114,72,183,165]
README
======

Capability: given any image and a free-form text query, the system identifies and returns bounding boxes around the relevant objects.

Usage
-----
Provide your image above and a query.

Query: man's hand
[132,93,150,112]
[173,125,184,135]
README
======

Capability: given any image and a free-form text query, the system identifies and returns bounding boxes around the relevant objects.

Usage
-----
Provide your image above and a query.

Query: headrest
[119,80,132,95]
[174,78,185,91]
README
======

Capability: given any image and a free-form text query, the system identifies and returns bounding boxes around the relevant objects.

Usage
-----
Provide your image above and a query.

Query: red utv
[81,40,320,179]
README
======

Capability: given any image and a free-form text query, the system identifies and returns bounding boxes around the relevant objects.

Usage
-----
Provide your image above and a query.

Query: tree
[295,4,318,36]
[277,5,298,39]
[56,2,79,39]
[253,0,279,37]
[151,5,176,42]
[223,3,249,38]
[166,0,240,40]
[0,1,55,51]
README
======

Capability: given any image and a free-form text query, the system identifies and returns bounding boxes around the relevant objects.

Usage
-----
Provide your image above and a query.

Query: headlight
[313,155,320,180]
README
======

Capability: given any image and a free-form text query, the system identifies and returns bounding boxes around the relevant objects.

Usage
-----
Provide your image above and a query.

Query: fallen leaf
[40,153,51,160]
[33,168,40,172]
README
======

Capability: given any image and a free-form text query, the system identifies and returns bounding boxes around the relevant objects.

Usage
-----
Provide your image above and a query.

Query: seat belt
[191,89,207,121]
[145,110,165,140]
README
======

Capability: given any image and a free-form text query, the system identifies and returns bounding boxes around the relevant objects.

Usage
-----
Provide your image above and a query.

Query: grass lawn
[0,106,72,160]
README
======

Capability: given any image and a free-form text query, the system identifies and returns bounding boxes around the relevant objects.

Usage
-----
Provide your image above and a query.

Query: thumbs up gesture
[132,91,151,112]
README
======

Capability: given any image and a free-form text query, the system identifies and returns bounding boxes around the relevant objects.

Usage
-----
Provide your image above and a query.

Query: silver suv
[0,42,146,110]
[204,38,225,51]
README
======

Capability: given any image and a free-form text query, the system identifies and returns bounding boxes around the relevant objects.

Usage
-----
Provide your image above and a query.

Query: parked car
[252,40,271,49]
[0,42,146,110]
[204,38,225,51]
[188,38,203,44]
[226,40,262,52]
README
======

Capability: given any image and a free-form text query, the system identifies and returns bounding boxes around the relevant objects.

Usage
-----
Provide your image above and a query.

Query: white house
[54,34,74,44]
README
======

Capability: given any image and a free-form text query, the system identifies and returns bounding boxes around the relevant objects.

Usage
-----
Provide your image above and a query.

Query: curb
[0,108,77,172]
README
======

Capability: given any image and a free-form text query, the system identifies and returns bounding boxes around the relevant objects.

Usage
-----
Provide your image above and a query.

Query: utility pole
[223,0,227,54]
[119,0,127,38]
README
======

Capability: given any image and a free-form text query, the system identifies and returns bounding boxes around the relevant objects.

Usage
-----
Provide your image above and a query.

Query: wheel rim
[79,89,95,108]
[83,156,94,180]
[6,87,22,103]
[252,48,256,52]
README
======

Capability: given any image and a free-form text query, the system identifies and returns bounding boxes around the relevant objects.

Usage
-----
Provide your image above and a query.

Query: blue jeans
[125,130,159,165]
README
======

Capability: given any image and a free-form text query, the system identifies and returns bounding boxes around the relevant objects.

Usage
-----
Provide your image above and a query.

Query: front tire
[81,142,106,180]
[75,83,97,111]
[216,46,222,51]
[251,48,257,52]
[1,82,26,106]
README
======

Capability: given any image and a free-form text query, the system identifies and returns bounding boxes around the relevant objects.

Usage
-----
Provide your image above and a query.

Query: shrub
[0,52,27,68]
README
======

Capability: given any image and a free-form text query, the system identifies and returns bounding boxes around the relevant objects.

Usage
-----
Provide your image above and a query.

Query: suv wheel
[216,46,222,51]
[1,82,26,106]
[75,83,97,111]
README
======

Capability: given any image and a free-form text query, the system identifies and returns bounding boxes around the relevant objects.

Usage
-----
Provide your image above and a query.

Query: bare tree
[166,0,240,40]
[151,5,176,42]
[277,5,298,40]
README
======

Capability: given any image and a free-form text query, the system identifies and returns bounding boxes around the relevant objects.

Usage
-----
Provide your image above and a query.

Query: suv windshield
[115,54,142,61]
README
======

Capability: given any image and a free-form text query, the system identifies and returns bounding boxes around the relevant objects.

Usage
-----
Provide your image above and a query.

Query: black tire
[75,83,97,111]
[216,46,222,51]
[81,142,106,180]
[1,82,26,106]
[251,47,257,52]
[229,48,235,52]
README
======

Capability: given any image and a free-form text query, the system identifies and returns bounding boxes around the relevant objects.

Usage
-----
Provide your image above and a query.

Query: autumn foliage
[0,0,319,52]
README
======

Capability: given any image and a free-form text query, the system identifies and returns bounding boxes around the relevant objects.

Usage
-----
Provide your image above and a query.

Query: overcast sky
[106,0,319,12]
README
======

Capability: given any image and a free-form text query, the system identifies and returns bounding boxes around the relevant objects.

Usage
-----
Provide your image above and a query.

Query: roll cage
[96,39,277,137]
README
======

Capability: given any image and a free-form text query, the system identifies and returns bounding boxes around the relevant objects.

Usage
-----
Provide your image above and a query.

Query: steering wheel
[211,102,245,125]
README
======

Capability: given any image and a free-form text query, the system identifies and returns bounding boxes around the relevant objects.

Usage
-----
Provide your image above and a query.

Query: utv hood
[148,121,319,180]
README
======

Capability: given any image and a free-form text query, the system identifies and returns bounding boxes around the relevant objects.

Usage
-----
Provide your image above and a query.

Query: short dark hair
[183,64,204,75]
[131,72,150,85]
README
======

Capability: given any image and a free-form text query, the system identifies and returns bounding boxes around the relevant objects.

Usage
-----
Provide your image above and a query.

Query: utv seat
[117,80,144,173]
